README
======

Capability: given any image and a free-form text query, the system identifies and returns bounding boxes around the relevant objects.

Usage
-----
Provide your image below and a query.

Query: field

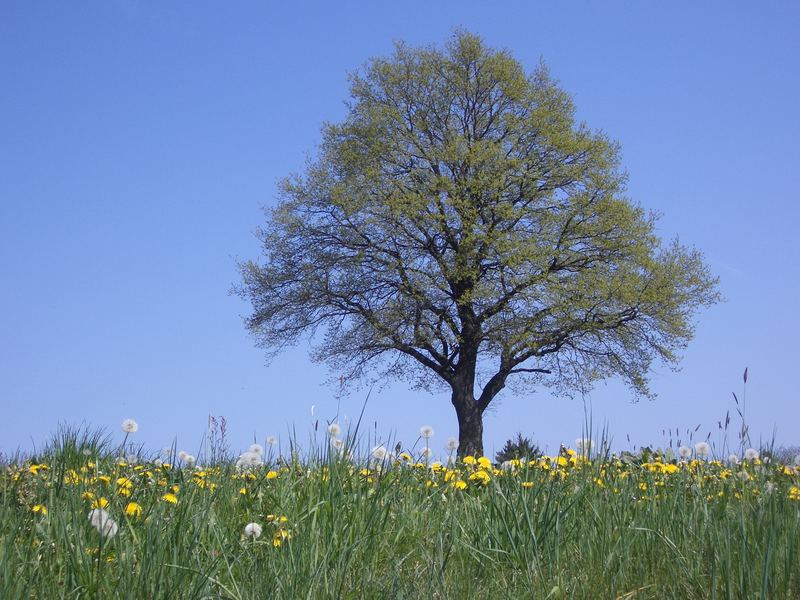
[2,426,800,599]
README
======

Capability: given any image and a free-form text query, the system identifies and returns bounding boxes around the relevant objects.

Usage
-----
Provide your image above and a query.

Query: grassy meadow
[2,424,800,599]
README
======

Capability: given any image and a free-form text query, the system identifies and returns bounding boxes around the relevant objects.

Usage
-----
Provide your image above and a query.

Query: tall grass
[2,426,799,599]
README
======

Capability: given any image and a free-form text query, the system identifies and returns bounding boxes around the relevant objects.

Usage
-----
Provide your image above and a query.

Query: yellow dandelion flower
[451,480,467,490]
[161,493,178,504]
[239,487,248,495]
[124,502,143,517]
[477,457,491,469]
[266,470,279,480]
[521,482,534,489]
[789,486,800,501]
[272,528,291,547]
[91,497,110,509]
[468,470,491,485]
[81,491,96,501]
[32,504,48,515]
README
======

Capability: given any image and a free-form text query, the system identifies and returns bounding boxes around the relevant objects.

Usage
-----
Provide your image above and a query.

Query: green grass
[2,429,799,599]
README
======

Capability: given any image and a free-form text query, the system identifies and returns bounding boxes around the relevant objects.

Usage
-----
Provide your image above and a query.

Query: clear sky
[1,1,798,459]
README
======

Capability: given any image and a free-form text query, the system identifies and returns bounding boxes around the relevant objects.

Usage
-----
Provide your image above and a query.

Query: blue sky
[1,1,798,459]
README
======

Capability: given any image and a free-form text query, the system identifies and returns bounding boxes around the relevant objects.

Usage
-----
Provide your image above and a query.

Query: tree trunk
[452,382,484,458]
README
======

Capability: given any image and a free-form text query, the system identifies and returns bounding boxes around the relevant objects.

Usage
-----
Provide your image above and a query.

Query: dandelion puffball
[678,445,692,459]
[184,454,196,468]
[728,454,739,464]
[372,445,388,461]
[248,443,263,455]
[446,437,459,451]
[744,448,759,461]
[694,442,711,458]
[243,522,263,539]
[177,450,189,462]
[419,425,434,439]
[266,436,278,446]
[121,419,138,434]
[331,438,344,450]
[327,423,342,438]
[88,509,119,539]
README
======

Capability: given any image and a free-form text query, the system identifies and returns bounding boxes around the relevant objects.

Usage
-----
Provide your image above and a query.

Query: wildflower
[91,497,110,509]
[184,455,196,468]
[575,438,593,454]
[272,528,291,547]
[462,456,476,465]
[678,446,692,459]
[789,486,800,501]
[728,454,739,464]
[327,423,342,437]
[32,504,47,515]
[162,447,175,458]
[125,454,139,465]
[248,443,264,455]
[419,425,434,439]
[744,448,759,461]
[88,509,119,539]
[694,442,711,458]
[177,450,189,462]
[81,448,92,456]
[521,481,534,488]
[419,447,433,460]
[236,451,262,471]
[266,436,278,446]
[121,419,138,433]
[469,470,491,485]
[243,522,263,539]
[477,456,491,469]
[124,502,142,517]
[446,437,459,451]
[266,470,279,480]
[372,445,388,461]
[331,438,344,450]
[161,493,178,504]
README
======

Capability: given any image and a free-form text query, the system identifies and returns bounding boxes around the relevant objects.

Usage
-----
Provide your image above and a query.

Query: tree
[236,31,720,457]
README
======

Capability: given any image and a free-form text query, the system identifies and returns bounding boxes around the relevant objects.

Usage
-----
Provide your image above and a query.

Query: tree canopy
[237,31,720,456]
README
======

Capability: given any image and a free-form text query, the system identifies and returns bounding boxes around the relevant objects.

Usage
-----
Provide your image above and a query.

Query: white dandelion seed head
[371,445,388,461]
[794,455,800,466]
[419,447,433,459]
[125,454,138,465]
[121,419,138,434]
[88,509,118,539]
[266,436,278,446]
[575,438,593,453]
[162,447,174,458]
[739,470,751,481]
[728,454,739,464]
[327,423,342,438]
[694,442,711,458]
[331,438,344,450]
[446,437,459,451]
[236,451,262,471]
[764,482,776,494]
[419,425,434,439]
[177,450,189,462]
[184,454,196,468]
[744,448,759,461]
[81,448,92,456]
[678,445,693,459]
[154,458,163,467]
[763,456,771,464]
[243,522,262,539]
[248,443,263,455]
